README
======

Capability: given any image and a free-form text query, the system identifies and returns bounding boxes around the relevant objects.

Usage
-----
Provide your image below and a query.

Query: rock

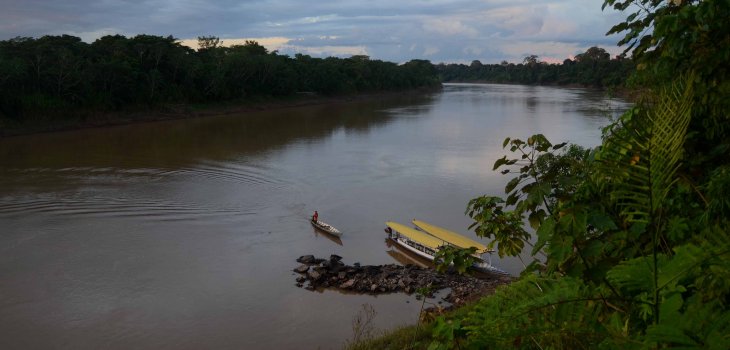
[294,255,512,302]
[297,255,316,264]
[340,279,356,289]
[308,270,322,281]
[294,265,309,274]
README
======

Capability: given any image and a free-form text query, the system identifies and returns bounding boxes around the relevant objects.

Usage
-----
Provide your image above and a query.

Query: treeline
[0,34,440,121]
[436,46,633,87]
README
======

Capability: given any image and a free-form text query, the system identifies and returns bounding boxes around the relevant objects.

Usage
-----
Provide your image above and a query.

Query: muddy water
[0,84,628,349]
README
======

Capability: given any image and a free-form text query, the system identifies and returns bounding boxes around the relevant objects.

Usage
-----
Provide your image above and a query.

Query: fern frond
[647,80,694,211]
[597,76,694,225]
[463,276,611,349]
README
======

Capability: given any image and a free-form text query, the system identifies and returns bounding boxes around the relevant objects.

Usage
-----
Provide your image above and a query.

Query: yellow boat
[385,221,447,261]
[412,219,493,254]
[385,220,505,274]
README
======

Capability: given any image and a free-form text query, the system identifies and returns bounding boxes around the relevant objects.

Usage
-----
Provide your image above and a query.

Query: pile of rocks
[293,254,512,307]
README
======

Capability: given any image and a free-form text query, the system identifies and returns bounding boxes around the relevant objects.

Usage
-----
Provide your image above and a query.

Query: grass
[345,324,431,350]
[344,297,482,350]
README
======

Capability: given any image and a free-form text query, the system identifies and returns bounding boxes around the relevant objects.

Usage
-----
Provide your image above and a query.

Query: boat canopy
[386,221,445,251]
[412,219,492,254]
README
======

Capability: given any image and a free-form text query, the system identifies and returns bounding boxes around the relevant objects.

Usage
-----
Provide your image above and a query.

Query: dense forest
[0,35,439,123]
[436,46,634,87]
[389,1,728,349]
[0,33,638,131]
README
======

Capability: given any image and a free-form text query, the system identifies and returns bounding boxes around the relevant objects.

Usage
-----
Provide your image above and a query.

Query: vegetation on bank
[0,35,439,128]
[0,32,640,136]
[436,46,634,88]
[352,1,729,349]
[0,31,640,135]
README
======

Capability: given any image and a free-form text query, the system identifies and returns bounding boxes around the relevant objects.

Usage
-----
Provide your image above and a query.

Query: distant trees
[0,34,441,123]
[436,46,633,88]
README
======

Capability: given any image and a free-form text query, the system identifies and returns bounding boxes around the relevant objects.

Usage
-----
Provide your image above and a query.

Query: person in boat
[312,211,318,223]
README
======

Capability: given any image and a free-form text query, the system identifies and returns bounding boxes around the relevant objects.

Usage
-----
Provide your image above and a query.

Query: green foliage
[604,0,730,157]
[433,246,477,274]
[429,69,730,348]
[597,77,694,227]
[427,318,465,350]
[466,135,583,260]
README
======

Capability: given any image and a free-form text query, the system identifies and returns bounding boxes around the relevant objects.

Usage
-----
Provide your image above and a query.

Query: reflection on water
[0,84,628,349]
[312,226,343,246]
[385,238,431,268]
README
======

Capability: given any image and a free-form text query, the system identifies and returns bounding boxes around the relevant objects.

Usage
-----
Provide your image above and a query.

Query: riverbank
[294,254,513,316]
[0,87,440,138]
[295,254,513,349]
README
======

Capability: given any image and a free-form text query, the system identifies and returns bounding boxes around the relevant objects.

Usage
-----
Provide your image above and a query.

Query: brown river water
[0,84,628,349]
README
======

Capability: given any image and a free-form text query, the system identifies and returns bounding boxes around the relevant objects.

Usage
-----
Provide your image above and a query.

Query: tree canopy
[0,34,441,126]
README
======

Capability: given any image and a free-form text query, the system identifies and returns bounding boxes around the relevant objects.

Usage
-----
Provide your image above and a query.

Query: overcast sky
[1,0,628,64]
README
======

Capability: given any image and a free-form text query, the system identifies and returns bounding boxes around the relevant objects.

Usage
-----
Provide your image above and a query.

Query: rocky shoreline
[293,254,513,310]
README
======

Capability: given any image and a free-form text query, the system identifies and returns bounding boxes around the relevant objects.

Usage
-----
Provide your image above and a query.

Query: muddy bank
[293,255,513,309]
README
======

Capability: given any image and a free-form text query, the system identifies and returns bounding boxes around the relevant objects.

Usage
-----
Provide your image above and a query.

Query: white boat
[311,219,342,237]
[385,221,446,261]
[411,219,504,273]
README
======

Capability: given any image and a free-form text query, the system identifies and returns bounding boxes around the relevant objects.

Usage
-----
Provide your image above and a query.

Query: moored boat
[412,219,493,253]
[411,219,505,274]
[311,219,342,237]
[385,221,445,261]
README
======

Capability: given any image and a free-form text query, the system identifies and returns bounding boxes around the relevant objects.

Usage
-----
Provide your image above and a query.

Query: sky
[0,0,628,64]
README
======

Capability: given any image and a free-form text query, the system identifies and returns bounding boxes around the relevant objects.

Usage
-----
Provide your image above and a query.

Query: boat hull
[311,220,342,237]
[386,227,506,274]
[389,233,437,261]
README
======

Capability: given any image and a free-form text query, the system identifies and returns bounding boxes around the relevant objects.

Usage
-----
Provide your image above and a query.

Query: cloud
[481,5,546,37]
[422,18,478,37]
[423,46,440,56]
[0,0,630,63]
[178,37,292,51]
[281,44,368,57]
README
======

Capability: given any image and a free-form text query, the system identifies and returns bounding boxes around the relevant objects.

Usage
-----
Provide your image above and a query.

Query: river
[0,83,628,349]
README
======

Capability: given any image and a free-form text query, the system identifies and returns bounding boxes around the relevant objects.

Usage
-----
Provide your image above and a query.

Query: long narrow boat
[311,219,342,237]
[412,219,494,253]
[385,221,446,261]
[412,219,504,273]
